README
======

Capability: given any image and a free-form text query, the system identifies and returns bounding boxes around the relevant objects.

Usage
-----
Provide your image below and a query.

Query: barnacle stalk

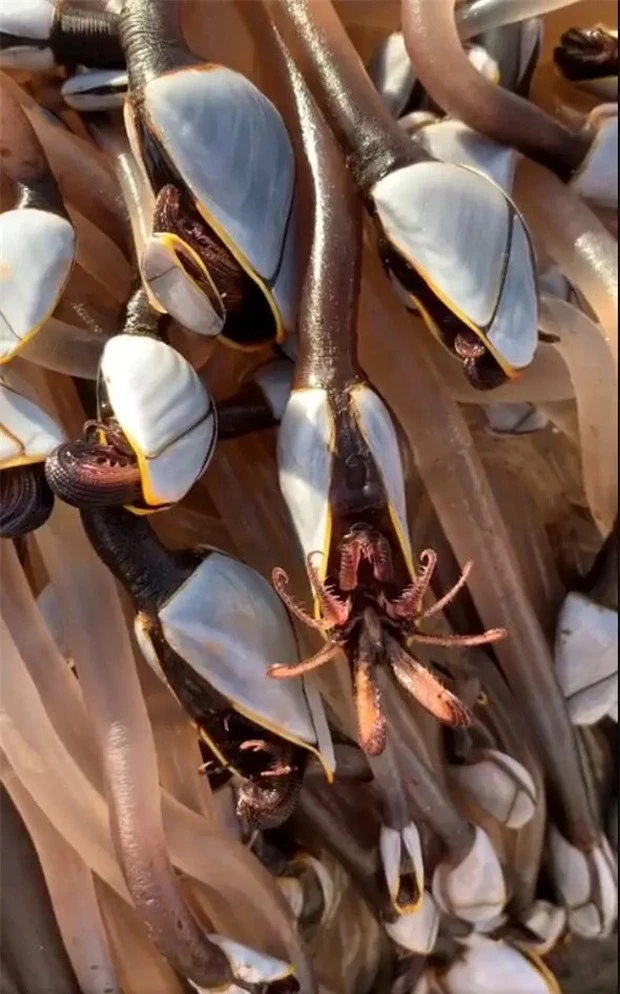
[401,0,592,177]
[25,515,234,988]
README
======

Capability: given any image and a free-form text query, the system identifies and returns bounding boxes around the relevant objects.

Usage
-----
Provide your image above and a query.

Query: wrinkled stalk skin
[275,24,363,390]
[52,6,124,70]
[268,0,420,191]
[119,0,193,94]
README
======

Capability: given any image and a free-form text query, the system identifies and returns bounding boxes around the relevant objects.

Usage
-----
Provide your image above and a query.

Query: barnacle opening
[141,123,280,348]
[379,237,511,390]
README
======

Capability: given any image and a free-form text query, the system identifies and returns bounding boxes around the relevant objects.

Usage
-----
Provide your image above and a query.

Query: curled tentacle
[45,439,142,508]
[387,635,472,727]
[271,567,325,631]
[306,551,352,628]
[419,559,474,620]
[0,464,54,539]
[387,548,438,618]
[239,740,293,778]
[338,537,362,592]
[407,627,507,650]
[454,329,509,391]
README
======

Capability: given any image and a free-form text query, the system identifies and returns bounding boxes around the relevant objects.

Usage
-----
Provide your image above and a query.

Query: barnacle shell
[548,827,617,938]
[432,826,506,924]
[448,748,537,828]
[519,900,567,954]
[555,592,618,726]
[436,934,560,994]
[384,889,440,954]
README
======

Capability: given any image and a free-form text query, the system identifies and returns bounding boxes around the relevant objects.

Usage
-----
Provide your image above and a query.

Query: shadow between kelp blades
[268,0,538,390]
[118,0,297,348]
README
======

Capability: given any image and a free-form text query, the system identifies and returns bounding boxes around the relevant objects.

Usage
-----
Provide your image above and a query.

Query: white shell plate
[0,210,75,361]
[571,111,618,209]
[141,236,224,337]
[368,34,500,120]
[100,335,216,505]
[432,825,506,924]
[0,0,54,69]
[449,748,536,828]
[484,402,547,435]
[521,900,567,954]
[380,821,424,904]
[445,936,556,994]
[368,32,415,118]
[476,17,541,93]
[0,379,65,467]
[144,67,295,282]
[61,69,128,112]
[515,17,543,89]
[414,120,519,195]
[351,384,413,566]
[278,385,412,572]
[278,387,333,565]
[486,212,538,369]
[384,890,440,954]
[466,43,500,84]
[555,592,618,726]
[253,358,294,422]
[548,827,617,938]
[0,0,53,38]
[158,553,330,753]
[205,935,292,988]
[372,161,510,328]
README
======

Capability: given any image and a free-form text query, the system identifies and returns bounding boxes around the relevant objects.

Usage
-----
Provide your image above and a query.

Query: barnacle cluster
[0,2,617,993]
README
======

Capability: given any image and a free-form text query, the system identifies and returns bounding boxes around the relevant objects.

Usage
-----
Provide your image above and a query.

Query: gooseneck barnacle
[0,0,617,988]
